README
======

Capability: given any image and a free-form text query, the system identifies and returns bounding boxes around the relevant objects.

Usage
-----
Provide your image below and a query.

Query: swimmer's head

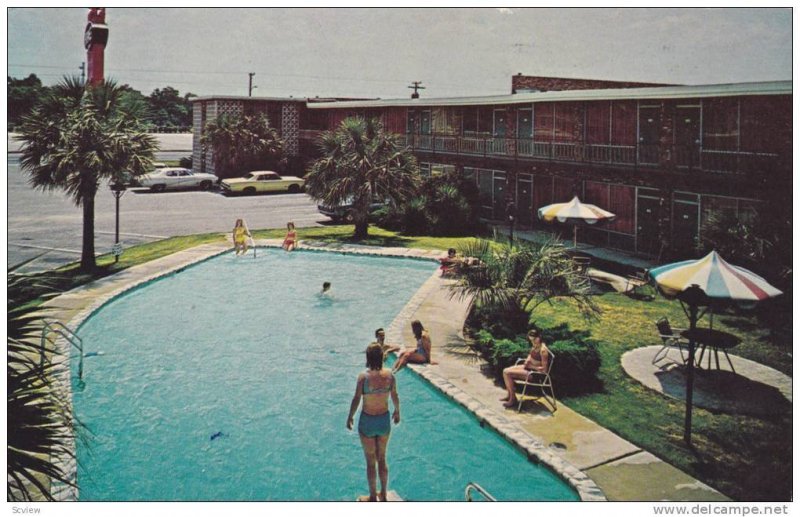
[322,282,331,292]
[375,328,385,340]
[366,342,384,370]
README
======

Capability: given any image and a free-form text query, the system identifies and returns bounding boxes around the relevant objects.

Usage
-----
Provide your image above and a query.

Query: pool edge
[46,239,605,502]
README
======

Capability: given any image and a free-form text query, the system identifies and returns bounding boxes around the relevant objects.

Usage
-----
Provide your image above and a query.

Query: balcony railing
[399,133,780,175]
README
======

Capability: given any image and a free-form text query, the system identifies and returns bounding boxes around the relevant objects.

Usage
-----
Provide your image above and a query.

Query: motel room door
[636,189,662,256]
[675,105,701,169]
[516,174,533,226]
[672,192,700,255]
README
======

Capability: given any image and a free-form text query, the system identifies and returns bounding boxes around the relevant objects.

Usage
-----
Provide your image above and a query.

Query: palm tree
[201,113,284,179]
[450,236,600,334]
[17,76,157,273]
[305,117,420,239]
[7,263,77,501]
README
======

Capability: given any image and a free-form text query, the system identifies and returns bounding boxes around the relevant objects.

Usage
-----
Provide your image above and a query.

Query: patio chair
[652,317,688,366]
[513,352,557,412]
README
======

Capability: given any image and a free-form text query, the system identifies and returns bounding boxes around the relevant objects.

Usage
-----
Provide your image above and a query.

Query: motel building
[191,75,792,259]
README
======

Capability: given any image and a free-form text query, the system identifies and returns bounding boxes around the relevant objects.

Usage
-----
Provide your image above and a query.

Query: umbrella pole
[573,225,578,248]
[684,302,698,446]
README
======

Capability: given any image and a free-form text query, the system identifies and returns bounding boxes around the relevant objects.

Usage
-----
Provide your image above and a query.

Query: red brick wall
[511,75,672,93]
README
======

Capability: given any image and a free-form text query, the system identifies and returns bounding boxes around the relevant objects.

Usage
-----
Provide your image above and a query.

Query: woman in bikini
[392,320,432,373]
[232,218,251,255]
[347,343,400,502]
[282,222,297,251]
[501,328,550,408]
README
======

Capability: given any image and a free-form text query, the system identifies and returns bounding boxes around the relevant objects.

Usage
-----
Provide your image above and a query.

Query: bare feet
[503,399,518,408]
[357,494,376,502]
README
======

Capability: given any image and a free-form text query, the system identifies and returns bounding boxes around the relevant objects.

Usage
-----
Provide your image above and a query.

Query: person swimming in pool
[282,222,297,251]
[347,343,400,502]
[392,320,434,373]
[374,328,400,360]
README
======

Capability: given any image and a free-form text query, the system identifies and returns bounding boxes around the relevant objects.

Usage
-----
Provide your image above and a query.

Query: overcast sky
[7,7,793,100]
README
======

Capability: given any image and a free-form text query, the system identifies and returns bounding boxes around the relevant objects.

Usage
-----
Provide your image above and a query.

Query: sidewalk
[492,224,657,272]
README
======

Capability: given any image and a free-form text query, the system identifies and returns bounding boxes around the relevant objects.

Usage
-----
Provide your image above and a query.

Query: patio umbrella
[648,251,782,445]
[537,196,616,247]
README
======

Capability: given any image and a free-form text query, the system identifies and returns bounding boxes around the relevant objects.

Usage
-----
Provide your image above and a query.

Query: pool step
[356,490,403,501]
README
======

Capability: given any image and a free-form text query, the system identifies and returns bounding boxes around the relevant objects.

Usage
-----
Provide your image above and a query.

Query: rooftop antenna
[248,72,256,97]
[408,81,425,99]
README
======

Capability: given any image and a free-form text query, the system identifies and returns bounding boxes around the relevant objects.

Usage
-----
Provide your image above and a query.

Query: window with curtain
[462,107,478,135]
[586,101,611,144]
[610,101,636,146]
[703,98,739,151]
[534,103,554,141]
[554,103,580,142]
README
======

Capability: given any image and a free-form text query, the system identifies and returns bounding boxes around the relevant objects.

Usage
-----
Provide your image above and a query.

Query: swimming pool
[72,248,579,501]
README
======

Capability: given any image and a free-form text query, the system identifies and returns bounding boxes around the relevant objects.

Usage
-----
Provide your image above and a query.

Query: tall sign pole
[84,8,109,86]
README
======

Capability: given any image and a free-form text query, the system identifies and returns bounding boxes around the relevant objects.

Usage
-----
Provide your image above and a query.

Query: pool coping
[44,239,604,502]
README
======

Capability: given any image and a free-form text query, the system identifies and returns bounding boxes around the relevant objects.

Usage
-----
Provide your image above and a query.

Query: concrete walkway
[42,240,729,501]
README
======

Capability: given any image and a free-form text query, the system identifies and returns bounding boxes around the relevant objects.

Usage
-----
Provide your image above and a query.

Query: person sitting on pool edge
[347,342,400,502]
[282,222,297,251]
[232,218,251,255]
[438,248,460,276]
[392,320,435,373]
[374,328,400,359]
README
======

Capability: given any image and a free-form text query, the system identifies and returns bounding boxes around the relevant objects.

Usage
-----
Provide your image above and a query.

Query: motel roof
[305,80,792,109]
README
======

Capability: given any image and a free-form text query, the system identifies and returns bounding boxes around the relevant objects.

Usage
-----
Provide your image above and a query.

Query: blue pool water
[73,249,578,501]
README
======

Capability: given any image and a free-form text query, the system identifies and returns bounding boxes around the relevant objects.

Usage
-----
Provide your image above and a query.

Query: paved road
[7,154,329,273]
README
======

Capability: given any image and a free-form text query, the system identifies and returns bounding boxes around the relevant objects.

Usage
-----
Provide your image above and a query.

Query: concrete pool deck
[43,240,728,502]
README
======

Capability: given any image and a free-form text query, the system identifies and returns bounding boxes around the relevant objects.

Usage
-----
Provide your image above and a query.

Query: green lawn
[17,224,792,501]
[533,292,792,501]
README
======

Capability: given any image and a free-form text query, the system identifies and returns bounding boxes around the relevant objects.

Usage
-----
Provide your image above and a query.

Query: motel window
[534,103,554,141]
[430,163,456,176]
[586,101,611,145]
[739,96,787,154]
[610,101,636,146]
[554,103,580,142]
[703,98,739,151]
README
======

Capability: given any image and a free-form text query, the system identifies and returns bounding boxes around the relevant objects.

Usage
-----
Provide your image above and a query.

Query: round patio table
[681,328,741,373]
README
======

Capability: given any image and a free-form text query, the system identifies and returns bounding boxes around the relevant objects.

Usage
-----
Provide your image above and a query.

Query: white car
[135,168,217,192]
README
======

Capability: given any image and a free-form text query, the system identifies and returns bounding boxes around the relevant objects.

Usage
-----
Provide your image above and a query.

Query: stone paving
[43,239,731,501]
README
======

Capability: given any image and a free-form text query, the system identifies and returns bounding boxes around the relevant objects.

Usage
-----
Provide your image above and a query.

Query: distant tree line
[8,74,196,130]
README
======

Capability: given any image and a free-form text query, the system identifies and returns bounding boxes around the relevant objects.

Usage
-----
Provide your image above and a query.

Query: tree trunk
[354,219,369,240]
[80,190,97,272]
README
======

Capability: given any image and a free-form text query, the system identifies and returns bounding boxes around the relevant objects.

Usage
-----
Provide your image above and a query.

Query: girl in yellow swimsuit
[232,219,251,255]
[282,221,297,251]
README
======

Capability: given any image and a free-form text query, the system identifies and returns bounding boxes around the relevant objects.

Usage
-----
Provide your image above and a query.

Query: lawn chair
[652,317,688,366]
[513,353,557,412]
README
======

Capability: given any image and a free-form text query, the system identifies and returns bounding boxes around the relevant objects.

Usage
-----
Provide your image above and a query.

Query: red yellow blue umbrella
[649,251,782,302]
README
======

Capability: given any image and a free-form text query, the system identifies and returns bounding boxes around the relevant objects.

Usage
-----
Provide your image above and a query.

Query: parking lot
[7,154,328,273]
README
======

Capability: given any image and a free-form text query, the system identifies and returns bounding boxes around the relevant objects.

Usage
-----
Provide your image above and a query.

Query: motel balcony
[395,133,782,177]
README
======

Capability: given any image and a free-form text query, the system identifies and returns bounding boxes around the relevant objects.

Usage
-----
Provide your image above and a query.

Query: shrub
[179,156,192,169]
[400,196,430,235]
[469,322,603,397]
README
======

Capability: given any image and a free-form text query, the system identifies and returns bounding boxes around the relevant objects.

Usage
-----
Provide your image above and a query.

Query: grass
[532,292,792,501]
[15,224,791,501]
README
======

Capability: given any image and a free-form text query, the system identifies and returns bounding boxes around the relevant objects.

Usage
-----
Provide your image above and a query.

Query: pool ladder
[465,482,496,502]
[40,320,84,381]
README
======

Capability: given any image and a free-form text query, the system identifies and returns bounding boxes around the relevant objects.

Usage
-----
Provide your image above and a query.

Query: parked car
[317,197,387,223]
[134,167,217,192]
[220,171,305,195]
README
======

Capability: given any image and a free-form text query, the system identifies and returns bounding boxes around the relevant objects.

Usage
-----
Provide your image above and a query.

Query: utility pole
[408,81,425,99]
[79,61,86,83]
[248,72,256,97]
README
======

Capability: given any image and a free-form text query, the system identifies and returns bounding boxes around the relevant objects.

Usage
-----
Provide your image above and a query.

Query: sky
[6,7,794,101]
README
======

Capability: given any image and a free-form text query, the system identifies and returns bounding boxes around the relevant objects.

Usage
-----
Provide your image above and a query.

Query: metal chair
[652,317,688,366]
[513,352,557,412]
